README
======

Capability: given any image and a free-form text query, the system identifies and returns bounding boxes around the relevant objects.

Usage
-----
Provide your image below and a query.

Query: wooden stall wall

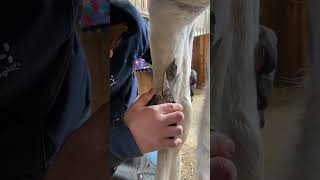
[80,33,109,113]
[136,71,153,96]
[260,0,309,83]
[45,32,110,180]
[192,34,209,89]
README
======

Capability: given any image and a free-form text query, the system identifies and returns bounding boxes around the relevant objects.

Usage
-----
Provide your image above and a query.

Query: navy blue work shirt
[0,1,107,179]
[109,0,150,168]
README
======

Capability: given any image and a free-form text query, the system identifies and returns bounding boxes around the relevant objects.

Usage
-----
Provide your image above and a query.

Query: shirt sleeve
[110,121,142,168]
[81,0,109,32]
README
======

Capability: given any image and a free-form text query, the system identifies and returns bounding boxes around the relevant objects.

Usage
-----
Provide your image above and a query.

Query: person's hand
[211,132,237,180]
[124,89,185,154]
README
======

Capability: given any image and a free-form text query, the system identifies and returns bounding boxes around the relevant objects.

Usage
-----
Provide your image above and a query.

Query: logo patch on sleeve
[0,41,22,79]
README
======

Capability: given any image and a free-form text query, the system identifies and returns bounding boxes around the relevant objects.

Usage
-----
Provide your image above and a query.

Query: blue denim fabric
[147,152,158,166]
[112,155,156,180]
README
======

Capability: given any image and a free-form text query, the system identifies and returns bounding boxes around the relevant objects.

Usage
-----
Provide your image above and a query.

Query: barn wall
[135,71,153,96]
[261,0,309,80]
[45,32,110,180]
[192,34,209,88]
[80,32,109,113]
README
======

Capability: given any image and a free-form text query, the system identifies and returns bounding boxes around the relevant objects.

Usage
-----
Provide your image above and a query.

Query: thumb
[133,89,155,108]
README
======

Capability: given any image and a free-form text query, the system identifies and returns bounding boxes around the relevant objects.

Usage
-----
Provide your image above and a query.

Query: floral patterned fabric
[81,0,109,31]
[134,58,152,72]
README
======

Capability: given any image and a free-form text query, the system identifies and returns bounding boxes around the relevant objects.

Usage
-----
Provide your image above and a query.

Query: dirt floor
[181,89,205,180]
[180,86,307,180]
[263,86,306,180]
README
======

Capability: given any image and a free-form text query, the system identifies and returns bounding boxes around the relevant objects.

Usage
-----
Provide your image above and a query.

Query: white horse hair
[196,58,210,180]
[148,0,209,179]
[211,0,263,180]
[149,0,264,179]
[290,0,320,179]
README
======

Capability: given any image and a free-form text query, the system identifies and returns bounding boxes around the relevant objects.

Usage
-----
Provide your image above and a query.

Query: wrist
[123,112,145,153]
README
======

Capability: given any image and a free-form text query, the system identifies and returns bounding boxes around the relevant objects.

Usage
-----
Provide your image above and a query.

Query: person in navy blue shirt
[0,1,108,179]
[0,0,184,179]
[109,1,185,178]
